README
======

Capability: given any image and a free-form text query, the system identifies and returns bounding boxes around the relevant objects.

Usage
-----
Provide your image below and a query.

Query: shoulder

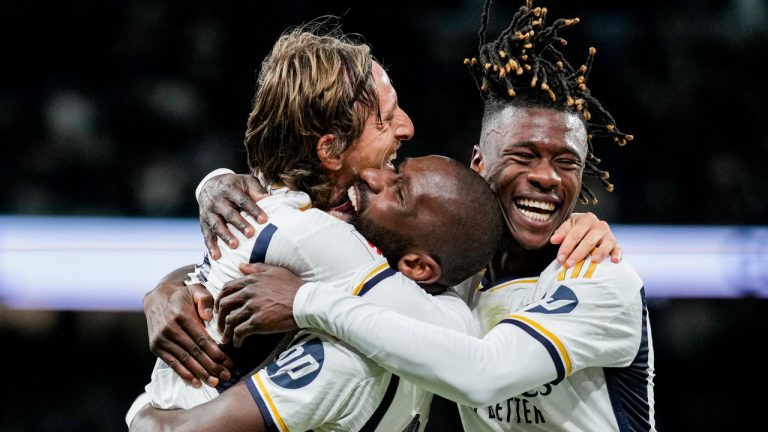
[532,258,645,318]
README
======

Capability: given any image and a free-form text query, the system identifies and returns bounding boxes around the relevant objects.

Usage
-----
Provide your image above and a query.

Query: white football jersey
[294,258,655,432]
[460,258,655,431]
[128,187,476,431]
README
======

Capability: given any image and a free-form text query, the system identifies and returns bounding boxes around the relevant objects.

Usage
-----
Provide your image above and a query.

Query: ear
[316,134,343,172]
[397,251,442,285]
[470,145,485,175]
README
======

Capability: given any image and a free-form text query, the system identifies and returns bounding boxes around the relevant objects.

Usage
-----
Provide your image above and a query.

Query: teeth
[389,151,397,162]
[515,198,555,211]
[520,208,553,221]
[347,186,359,212]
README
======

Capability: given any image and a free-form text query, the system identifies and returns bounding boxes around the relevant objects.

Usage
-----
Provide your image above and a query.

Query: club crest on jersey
[266,335,324,389]
[525,285,579,314]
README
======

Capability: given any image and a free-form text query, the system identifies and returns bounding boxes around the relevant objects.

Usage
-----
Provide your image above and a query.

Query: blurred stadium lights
[1,215,767,310]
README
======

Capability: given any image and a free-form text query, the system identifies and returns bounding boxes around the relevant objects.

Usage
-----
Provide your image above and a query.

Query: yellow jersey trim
[352,262,389,296]
[253,373,288,432]
[507,314,573,376]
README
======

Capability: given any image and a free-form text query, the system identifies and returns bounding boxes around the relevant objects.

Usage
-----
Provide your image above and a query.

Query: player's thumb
[192,287,214,321]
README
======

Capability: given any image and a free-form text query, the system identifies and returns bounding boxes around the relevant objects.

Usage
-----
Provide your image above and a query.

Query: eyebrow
[508,141,585,161]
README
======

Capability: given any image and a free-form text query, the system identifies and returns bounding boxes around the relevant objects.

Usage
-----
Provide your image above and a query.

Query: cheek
[489,166,521,194]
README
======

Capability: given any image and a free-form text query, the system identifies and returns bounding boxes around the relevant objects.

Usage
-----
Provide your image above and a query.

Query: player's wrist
[195,168,235,204]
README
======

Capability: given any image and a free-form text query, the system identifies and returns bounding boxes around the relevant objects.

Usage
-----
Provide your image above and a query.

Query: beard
[349,213,412,269]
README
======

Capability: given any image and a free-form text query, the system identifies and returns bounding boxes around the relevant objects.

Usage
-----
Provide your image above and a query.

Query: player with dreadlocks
[466,0,632,207]
[224,1,656,431]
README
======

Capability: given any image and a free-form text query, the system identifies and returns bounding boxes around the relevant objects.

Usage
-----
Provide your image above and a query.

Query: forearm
[295,283,557,407]
[130,406,185,432]
[130,385,263,432]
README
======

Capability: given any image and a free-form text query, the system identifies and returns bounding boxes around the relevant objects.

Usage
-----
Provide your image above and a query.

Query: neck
[488,235,557,282]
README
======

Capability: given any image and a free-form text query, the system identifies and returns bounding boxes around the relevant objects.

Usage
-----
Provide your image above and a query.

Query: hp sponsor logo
[266,335,324,389]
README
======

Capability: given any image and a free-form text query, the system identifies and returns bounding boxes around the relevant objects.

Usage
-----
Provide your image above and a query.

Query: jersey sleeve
[293,261,645,407]
[244,331,391,432]
[353,267,479,334]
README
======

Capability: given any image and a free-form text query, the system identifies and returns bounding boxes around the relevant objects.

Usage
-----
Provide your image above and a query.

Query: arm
[217,263,479,346]
[144,265,233,387]
[295,261,644,407]
[141,168,271,384]
[133,331,393,432]
[129,384,265,432]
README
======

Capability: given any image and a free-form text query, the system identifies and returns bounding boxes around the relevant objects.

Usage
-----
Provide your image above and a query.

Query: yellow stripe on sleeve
[584,261,599,279]
[253,373,288,432]
[557,266,566,281]
[352,262,389,295]
[570,260,585,279]
[508,314,573,376]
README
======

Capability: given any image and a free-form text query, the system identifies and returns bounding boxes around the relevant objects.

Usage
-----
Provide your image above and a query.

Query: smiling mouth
[514,198,557,222]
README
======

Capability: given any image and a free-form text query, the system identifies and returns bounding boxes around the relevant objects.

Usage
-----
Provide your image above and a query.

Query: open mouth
[347,184,360,213]
[385,150,397,169]
[514,198,557,222]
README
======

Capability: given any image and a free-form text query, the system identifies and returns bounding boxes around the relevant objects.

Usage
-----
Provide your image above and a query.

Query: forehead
[372,62,397,108]
[482,105,588,158]
[401,157,459,205]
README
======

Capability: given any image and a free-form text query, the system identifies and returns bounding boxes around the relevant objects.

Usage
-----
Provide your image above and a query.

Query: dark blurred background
[1,0,766,430]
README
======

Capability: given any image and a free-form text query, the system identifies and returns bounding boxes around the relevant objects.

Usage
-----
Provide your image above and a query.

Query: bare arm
[129,384,265,432]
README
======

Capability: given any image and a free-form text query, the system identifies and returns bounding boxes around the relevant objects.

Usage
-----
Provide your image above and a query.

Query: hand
[199,173,270,260]
[550,212,622,268]
[215,263,303,347]
[144,266,233,387]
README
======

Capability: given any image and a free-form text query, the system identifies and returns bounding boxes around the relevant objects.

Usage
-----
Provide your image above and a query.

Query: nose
[527,160,561,191]
[393,108,414,142]
[359,165,397,193]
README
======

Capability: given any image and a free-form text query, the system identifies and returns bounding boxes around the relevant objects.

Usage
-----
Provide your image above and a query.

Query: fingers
[555,214,595,267]
[190,284,214,322]
[201,211,238,255]
[239,262,268,275]
[218,202,255,238]
[242,176,269,224]
[611,246,623,263]
[564,222,607,266]
[232,316,260,348]
[174,315,234,385]
[221,306,253,346]
[154,330,217,387]
[203,228,221,261]
[156,350,200,388]
[589,229,616,263]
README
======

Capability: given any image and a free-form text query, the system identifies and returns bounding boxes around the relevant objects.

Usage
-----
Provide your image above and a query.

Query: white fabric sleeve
[293,282,556,407]
[356,271,479,335]
[195,168,235,204]
[293,263,645,408]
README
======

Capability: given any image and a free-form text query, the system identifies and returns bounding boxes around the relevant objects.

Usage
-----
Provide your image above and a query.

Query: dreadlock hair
[465,0,632,205]
[245,18,381,209]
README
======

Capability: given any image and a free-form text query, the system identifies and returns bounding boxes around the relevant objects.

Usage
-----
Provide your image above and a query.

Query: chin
[516,233,553,251]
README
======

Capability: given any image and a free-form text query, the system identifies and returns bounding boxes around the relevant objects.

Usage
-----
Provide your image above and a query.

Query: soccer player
[129,155,504,431]
[143,19,620,394]
[137,12,625,432]
[191,2,656,431]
